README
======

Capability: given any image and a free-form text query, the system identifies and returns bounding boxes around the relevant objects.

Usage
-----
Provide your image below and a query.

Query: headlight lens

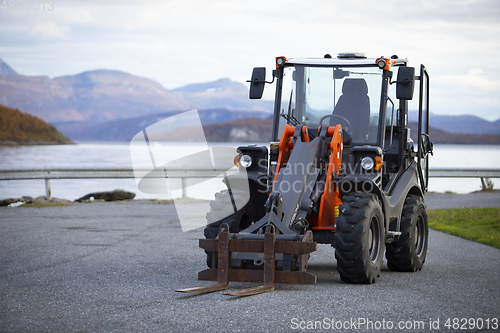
[361,156,374,170]
[240,154,253,168]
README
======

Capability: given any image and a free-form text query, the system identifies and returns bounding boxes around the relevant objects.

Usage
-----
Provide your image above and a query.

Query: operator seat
[331,78,370,142]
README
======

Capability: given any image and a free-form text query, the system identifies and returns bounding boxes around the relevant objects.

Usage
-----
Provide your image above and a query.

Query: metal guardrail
[0,167,236,200]
[0,167,499,200]
[428,169,500,178]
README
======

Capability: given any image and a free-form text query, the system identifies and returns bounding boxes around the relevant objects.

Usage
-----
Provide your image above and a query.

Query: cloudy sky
[1,0,499,120]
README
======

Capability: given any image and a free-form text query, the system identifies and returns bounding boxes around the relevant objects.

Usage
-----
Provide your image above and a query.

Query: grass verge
[428,207,500,249]
[21,202,73,208]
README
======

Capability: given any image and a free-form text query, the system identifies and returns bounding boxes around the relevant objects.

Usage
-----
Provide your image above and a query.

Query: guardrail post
[45,179,52,200]
[182,178,187,198]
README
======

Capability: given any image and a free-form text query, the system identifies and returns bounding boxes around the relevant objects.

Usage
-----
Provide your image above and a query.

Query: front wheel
[204,189,255,268]
[386,195,429,272]
[334,193,385,284]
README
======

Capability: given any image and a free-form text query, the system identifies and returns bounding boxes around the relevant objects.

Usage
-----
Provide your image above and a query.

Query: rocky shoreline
[0,189,136,207]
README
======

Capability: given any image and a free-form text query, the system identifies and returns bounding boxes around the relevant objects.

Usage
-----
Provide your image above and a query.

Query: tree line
[0,104,72,144]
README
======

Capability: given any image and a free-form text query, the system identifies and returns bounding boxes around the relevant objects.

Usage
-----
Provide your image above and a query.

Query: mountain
[0,58,498,141]
[158,117,500,144]
[0,59,272,126]
[0,58,18,76]
[203,117,273,142]
[171,78,273,111]
[408,122,500,144]
[408,111,500,135]
[0,104,72,145]
[0,69,190,123]
[55,108,272,141]
[111,116,272,142]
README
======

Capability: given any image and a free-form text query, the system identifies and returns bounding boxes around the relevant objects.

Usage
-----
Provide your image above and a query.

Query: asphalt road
[0,195,499,332]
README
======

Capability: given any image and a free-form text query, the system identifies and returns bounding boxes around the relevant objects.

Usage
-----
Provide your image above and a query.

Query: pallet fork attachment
[225,227,276,296]
[176,224,317,297]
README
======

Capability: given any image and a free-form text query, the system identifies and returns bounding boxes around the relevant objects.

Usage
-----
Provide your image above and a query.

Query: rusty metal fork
[224,227,276,297]
[176,227,230,294]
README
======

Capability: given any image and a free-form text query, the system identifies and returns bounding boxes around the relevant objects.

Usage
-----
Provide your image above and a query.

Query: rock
[22,196,34,203]
[75,189,136,202]
[34,196,48,204]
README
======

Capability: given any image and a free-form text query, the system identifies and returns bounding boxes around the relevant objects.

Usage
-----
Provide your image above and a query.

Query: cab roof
[284,55,409,67]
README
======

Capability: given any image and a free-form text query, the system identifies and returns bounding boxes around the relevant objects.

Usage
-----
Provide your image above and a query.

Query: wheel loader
[177,53,433,296]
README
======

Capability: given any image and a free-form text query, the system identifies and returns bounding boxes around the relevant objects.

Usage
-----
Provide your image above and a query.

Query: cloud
[31,22,70,40]
[436,68,500,92]
[137,9,164,23]
[1,0,498,120]
[461,69,500,92]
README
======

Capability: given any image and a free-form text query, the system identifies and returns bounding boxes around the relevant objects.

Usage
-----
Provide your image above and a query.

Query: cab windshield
[279,65,384,144]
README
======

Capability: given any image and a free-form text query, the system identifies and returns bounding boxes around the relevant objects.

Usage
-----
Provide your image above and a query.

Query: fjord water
[0,143,499,201]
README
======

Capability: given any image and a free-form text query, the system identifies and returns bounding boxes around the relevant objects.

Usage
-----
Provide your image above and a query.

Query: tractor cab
[274,55,387,147]
[250,53,431,193]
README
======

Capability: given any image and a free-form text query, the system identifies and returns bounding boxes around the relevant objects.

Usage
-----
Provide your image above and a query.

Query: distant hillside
[0,104,72,145]
[171,78,272,111]
[134,116,273,142]
[165,118,500,144]
[55,108,272,141]
[156,117,500,144]
[408,122,500,144]
[203,116,273,142]
[58,111,500,143]
[408,111,500,135]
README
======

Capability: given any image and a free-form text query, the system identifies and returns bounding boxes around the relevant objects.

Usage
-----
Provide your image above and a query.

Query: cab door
[417,65,431,192]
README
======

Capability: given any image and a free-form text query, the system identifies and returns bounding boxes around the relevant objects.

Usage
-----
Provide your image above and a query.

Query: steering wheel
[319,114,351,132]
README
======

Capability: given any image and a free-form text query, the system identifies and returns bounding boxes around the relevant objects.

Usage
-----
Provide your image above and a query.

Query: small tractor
[177,53,433,296]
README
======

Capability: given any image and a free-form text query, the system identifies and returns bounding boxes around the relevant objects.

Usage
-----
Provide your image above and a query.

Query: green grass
[428,207,500,249]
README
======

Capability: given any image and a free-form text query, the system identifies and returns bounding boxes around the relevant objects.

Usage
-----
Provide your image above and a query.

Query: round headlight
[361,156,374,170]
[240,154,253,168]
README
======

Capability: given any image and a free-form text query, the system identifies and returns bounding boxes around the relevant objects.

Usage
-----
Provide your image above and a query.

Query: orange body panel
[273,124,308,189]
[316,125,343,231]
[273,124,342,231]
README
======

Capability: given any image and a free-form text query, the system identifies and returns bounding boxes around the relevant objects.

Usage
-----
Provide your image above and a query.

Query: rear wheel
[204,189,254,268]
[334,193,385,284]
[386,195,428,272]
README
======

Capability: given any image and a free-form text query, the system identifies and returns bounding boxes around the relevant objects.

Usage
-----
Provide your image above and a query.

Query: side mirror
[396,66,415,100]
[248,67,266,99]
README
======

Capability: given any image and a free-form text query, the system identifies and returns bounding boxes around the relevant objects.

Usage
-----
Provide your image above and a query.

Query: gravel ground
[0,195,499,332]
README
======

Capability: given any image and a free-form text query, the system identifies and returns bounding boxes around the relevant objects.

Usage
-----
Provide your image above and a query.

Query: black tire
[334,193,385,284]
[204,189,254,268]
[386,195,428,272]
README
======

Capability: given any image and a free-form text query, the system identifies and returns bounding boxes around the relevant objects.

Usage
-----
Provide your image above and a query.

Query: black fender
[337,161,423,234]
[222,145,270,222]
